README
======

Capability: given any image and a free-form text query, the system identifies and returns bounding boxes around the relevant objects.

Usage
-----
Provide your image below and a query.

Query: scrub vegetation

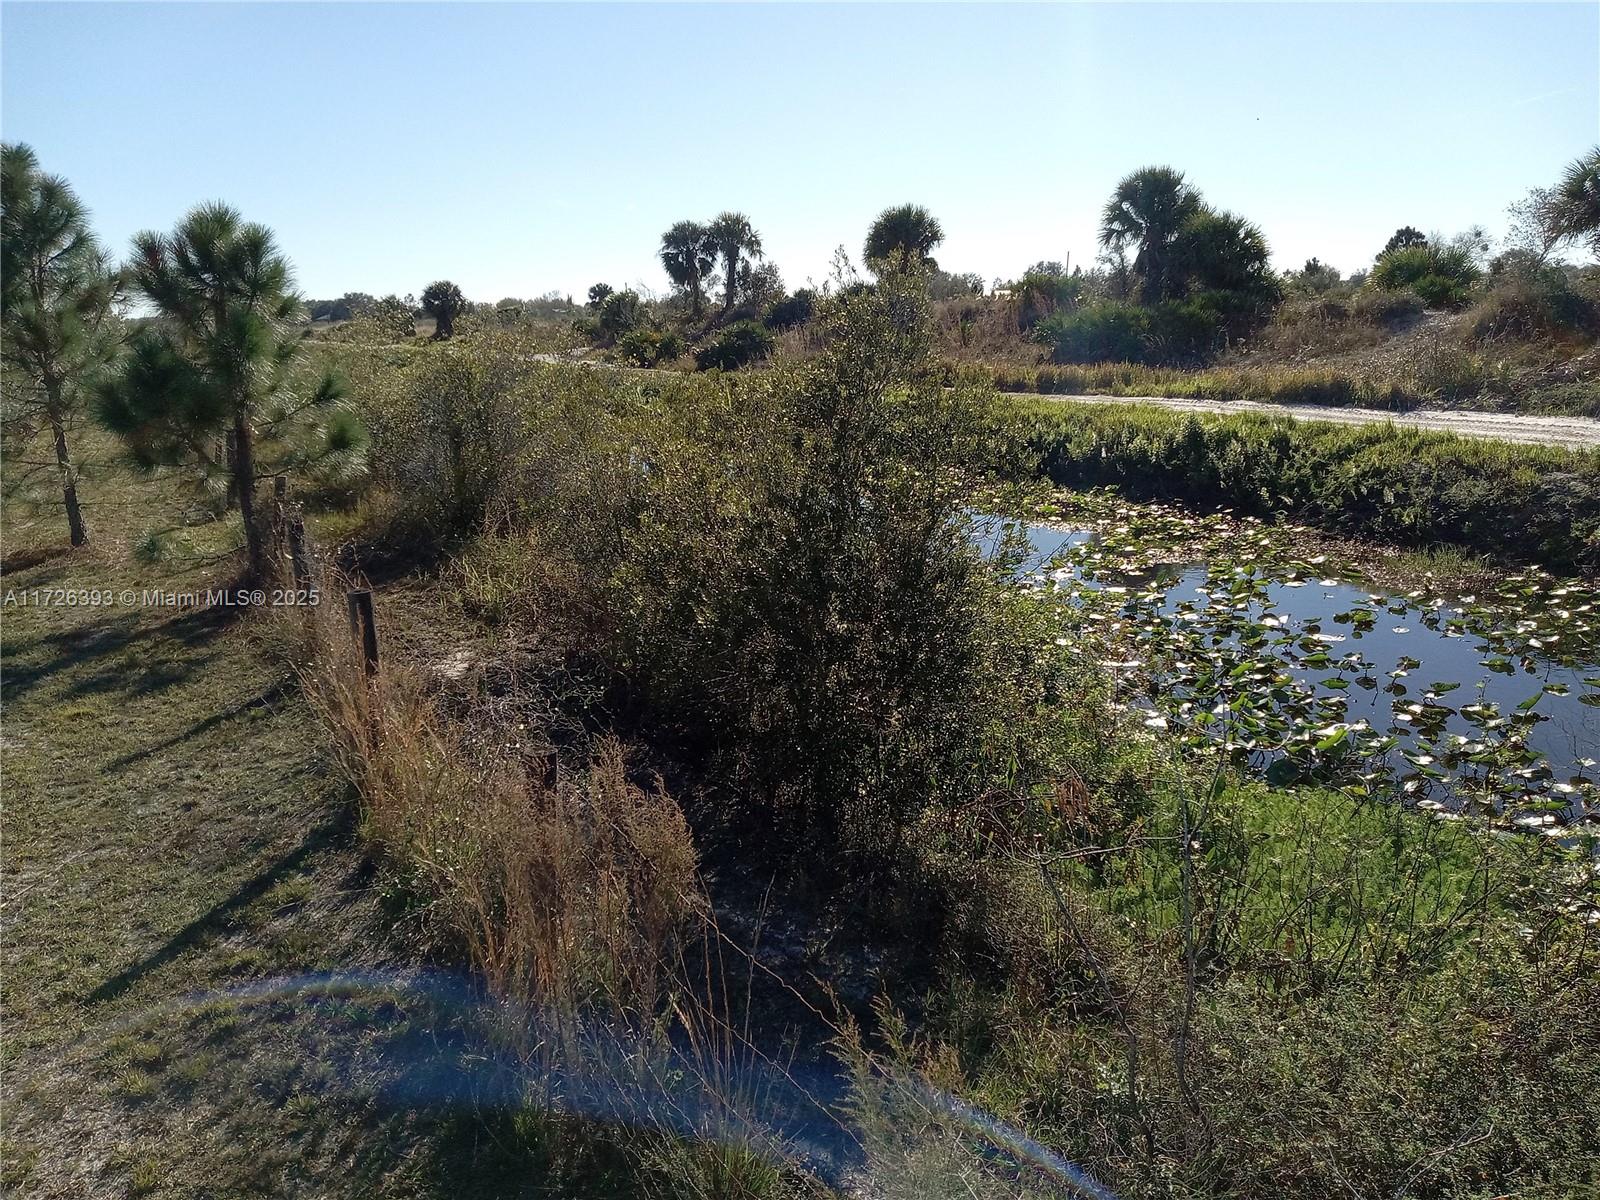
[1003,395,1600,570]
[5,139,1600,1200]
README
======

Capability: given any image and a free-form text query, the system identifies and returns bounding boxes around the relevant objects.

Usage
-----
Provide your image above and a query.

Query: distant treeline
[305,290,580,323]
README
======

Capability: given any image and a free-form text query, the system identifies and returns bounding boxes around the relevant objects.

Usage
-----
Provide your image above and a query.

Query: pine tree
[1,143,119,546]
[97,203,363,581]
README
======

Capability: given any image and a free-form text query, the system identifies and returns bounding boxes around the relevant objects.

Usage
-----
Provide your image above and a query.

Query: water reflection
[979,514,1599,828]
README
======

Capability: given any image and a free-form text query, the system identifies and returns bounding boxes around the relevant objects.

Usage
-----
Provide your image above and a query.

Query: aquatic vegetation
[990,493,1600,852]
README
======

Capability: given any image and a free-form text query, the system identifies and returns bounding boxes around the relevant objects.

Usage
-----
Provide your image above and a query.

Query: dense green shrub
[616,328,684,367]
[762,288,816,330]
[1002,396,1600,568]
[361,336,537,535]
[1147,295,1230,361]
[1284,257,1342,294]
[1035,298,1235,366]
[693,320,775,371]
[627,279,1063,864]
[1371,243,1480,308]
[595,288,644,345]
[1012,267,1083,330]
[1410,272,1470,308]
[1035,301,1150,363]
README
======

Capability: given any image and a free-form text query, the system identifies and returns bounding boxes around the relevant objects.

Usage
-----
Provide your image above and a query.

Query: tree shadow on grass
[0,543,72,576]
[103,676,300,773]
[2,601,248,705]
[84,809,351,1008]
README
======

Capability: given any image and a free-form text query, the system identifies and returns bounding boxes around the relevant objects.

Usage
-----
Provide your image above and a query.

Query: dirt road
[1025,392,1600,450]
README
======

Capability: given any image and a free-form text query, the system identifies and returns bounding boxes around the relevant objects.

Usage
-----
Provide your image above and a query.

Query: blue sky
[3,2,1596,302]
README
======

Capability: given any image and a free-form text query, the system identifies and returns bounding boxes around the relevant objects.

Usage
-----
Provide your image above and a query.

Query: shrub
[763,289,816,331]
[1036,299,1230,366]
[595,289,644,346]
[1351,288,1424,327]
[693,321,775,371]
[1285,257,1342,294]
[1146,296,1229,362]
[1013,268,1083,331]
[1411,272,1472,309]
[1470,269,1599,342]
[1003,395,1600,569]
[625,277,1063,865]
[365,340,535,534]
[1371,243,1480,308]
[1036,301,1150,363]
[617,328,684,368]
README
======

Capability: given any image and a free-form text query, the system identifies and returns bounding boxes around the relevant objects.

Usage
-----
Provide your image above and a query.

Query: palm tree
[97,203,359,581]
[421,280,465,339]
[659,221,718,319]
[1546,147,1600,257]
[1099,167,1202,304]
[1,143,118,546]
[864,204,944,272]
[708,212,763,315]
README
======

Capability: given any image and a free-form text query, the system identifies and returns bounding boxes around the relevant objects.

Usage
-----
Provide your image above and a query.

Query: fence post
[288,509,312,591]
[346,588,379,676]
[270,477,289,583]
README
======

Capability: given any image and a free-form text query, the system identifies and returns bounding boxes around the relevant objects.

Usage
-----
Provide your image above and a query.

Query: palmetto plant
[1,142,119,546]
[659,220,717,319]
[707,212,763,315]
[1099,166,1202,304]
[96,203,363,581]
[1172,209,1276,303]
[421,279,465,339]
[864,204,944,273]
[1545,146,1600,257]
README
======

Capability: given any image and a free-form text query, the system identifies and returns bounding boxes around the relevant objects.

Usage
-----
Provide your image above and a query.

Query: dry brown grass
[298,583,701,1024]
[295,584,832,1197]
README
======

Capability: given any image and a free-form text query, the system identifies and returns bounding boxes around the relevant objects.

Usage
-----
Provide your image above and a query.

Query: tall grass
[298,591,821,1198]
[302,591,699,1019]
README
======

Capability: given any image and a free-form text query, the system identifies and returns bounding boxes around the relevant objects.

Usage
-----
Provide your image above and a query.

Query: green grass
[0,441,633,1199]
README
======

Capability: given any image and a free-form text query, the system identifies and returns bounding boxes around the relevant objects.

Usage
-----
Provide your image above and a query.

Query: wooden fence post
[288,510,312,592]
[346,588,379,676]
[270,478,290,583]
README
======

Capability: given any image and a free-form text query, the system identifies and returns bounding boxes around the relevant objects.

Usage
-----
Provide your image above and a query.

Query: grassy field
[0,453,568,1200]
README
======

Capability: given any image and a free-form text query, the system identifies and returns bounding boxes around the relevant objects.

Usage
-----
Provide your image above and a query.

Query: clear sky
[3,2,1596,303]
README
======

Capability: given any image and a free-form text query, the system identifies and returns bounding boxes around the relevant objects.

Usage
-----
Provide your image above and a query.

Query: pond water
[979,515,1600,833]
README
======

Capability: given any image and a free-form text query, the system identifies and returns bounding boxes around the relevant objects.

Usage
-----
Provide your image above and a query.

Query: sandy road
[1023,392,1600,450]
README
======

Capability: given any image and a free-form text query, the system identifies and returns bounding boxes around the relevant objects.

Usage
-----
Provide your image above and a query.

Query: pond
[979,512,1600,840]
